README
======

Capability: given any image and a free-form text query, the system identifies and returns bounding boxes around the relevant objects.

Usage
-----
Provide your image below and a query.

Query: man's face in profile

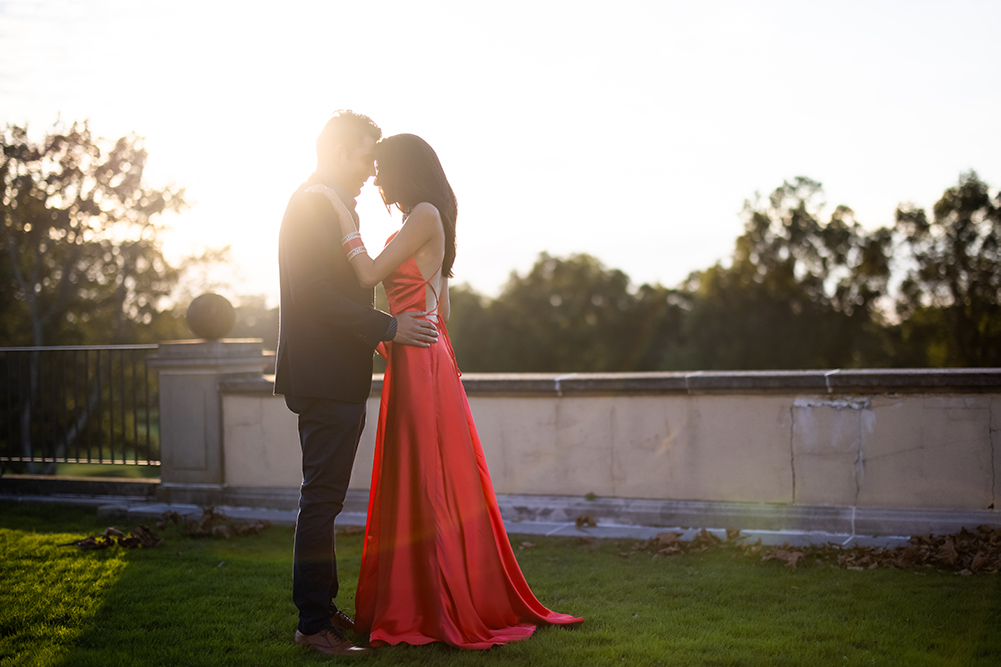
[342,135,377,196]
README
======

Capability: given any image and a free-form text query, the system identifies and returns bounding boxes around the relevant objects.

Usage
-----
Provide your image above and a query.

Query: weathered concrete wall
[148,339,274,486]
[220,370,1001,512]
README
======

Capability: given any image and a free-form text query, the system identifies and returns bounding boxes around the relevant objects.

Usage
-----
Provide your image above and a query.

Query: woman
[307,133,582,649]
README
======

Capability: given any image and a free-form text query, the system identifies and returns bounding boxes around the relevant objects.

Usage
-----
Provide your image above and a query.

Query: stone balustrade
[150,340,1001,536]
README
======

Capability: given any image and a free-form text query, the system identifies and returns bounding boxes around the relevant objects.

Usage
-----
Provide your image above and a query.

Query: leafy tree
[1,120,186,347]
[1,120,187,473]
[670,177,894,369]
[447,253,685,372]
[620,282,688,371]
[505,253,633,371]
[484,253,636,371]
[894,171,1001,366]
[443,176,1000,372]
[442,283,494,371]
[229,295,279,352]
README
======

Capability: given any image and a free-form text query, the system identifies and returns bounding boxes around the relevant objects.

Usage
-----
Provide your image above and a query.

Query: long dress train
[354,247,582,649]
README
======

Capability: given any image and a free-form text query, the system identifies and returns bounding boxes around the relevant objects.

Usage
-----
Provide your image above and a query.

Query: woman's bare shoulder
[406,202,443,226]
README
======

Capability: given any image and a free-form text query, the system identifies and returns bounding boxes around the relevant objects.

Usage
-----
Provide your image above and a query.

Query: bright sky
[2,0,999,306]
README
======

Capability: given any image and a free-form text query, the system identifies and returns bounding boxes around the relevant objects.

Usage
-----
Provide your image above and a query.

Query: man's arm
[284,196,437,348]
[392,311,438,347]
[282,197,390,348]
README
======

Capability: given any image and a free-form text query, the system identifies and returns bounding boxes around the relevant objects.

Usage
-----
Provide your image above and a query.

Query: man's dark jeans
[285,395,366,635]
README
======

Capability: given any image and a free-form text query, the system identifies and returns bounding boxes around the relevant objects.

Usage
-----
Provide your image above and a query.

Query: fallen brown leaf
[575,515,597,528]
[131,525,163,547]
[762,547,805,569]
[157,511,181,531]
[935,538,958,567]
[656,532,682,547]
[233,520,272,536]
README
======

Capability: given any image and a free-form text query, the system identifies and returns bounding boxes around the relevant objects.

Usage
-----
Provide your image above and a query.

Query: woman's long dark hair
[375,134,458,278]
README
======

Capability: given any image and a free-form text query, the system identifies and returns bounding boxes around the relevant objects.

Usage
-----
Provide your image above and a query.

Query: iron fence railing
[0,345,160,474]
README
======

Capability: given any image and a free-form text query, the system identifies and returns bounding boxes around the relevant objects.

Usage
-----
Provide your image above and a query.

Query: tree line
[3,122,999,370]
[448,173,1000,371]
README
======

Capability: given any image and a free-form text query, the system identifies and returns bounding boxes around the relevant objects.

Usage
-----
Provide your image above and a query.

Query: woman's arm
[352,203,441,288]
[280,196,392,346]
[305,186,441,288]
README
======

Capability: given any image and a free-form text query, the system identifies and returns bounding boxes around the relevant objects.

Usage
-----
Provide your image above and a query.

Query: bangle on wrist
[342,236,365,254]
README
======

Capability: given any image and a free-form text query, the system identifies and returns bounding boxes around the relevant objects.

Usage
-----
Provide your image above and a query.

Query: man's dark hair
[316,110,382,164]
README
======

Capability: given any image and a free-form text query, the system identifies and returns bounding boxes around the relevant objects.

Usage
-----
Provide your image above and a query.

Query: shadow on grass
[4,503,1001,666]
[49,526,587,667]
[51,521,303,667]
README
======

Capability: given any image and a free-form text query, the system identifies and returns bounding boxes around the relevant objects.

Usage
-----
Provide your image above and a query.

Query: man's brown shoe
[294,627,371,656]
[330,609,356,633]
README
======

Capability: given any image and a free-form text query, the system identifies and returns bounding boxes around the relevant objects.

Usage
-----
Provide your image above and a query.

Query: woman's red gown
[354,250,582,649]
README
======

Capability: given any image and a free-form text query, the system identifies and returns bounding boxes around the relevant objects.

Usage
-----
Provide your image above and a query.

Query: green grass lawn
[1,501,999,667]
[54,463,160,479]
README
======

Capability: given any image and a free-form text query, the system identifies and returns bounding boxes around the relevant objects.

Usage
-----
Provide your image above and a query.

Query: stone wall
[218,370,1001,513]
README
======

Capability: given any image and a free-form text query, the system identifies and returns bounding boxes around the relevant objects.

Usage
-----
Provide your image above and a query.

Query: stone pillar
[147,339,274,504]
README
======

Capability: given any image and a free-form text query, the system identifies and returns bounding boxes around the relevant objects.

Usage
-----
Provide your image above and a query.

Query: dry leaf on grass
[692,529,722,548]
[127,525,163,548]
[59,525,162,550]
[629,524,1001,574]
[657,532,682,546]
[232,520,271,536]
[57,535,112,550]
[156,511,181,531]
[576,515,597,528]
[762,547,806,569]
[173,506,271,540]
[61,506,273,553]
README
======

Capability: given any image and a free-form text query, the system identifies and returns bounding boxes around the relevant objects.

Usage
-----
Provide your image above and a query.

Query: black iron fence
[0,345,160,474]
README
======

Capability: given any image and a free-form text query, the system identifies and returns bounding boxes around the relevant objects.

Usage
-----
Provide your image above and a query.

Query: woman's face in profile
[374,168,390,206]
[375,166,401,211]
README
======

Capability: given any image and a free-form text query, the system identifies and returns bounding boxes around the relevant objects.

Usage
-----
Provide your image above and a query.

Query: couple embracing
[274,111,582,655]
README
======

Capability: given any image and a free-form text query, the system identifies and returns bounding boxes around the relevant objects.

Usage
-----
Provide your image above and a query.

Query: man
[275,110,437,656]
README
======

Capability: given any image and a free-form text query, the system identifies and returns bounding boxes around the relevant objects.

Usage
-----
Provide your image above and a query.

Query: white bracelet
[341,231,362,244]
[346,246,368,261]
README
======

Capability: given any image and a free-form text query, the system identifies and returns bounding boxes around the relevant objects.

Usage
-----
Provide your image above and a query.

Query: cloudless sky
[2,0,999,305]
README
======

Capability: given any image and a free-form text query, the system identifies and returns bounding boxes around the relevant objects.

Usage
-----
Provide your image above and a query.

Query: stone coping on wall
[220,368,1001,397]
[147,339,275,371]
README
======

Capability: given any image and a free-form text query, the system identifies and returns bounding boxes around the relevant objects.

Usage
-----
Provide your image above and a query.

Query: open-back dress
[353,239,582,649]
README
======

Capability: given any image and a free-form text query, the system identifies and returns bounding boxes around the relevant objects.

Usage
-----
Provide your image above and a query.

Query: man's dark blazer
[274,174,391,403]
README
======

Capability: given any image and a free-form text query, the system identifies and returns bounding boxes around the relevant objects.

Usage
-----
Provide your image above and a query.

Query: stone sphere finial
[186,293,236,340]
